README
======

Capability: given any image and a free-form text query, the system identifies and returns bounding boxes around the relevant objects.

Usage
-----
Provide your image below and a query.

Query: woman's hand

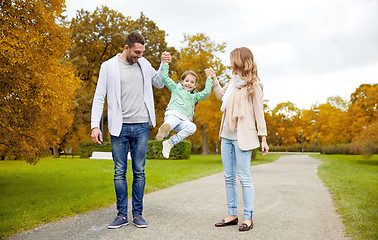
[205,68,216,79]
[261,136,269,156]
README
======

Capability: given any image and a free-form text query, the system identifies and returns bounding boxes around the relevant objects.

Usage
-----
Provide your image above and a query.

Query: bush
[79,141,112,158]
[351,121,378,159]
[147,140,191,159]
[321,144,353,154]
[269,143,320,153]
[79,140,192,160]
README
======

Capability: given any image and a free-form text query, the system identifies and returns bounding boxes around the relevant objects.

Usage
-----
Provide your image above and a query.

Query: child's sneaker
[133,215,148,228]
[162,140,173,159]
[108,216,128,229]
[156,123,171,141]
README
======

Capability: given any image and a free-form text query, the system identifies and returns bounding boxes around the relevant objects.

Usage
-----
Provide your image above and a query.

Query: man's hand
[91,127,103,145]
[161,51,172,64]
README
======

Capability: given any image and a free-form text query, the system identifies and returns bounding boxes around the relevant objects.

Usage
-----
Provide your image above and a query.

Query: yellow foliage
[0,0,80,162]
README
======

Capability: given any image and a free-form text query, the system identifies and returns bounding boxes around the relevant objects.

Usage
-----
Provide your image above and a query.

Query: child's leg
[168,120,197,146]
[156,115,180,141]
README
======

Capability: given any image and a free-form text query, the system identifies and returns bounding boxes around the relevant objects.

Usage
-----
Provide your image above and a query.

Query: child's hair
[180,70,198,84]
[230,47,260,95]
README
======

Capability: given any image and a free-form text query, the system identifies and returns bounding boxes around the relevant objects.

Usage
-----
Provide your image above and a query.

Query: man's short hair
[124,32,145,48]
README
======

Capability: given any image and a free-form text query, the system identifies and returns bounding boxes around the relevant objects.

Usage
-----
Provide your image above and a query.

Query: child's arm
[161,62,177,92]
[194,77,213,102]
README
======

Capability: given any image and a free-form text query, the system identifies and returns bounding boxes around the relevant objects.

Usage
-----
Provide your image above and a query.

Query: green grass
[0,153,280,238]
[313,154,378,240]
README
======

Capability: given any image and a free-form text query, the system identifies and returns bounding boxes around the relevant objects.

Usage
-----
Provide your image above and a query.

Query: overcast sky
[64,0,378,110]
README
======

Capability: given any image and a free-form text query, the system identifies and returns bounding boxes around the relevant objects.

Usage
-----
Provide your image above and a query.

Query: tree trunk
[202,125,208,155]
[53,145,60,158]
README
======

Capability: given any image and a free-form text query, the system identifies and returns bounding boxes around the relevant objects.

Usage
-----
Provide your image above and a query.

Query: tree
[269,102,300,145]
[352,120,378,158]
[175,33,227,153]
[348,84,378,139]
[0,0,80,163]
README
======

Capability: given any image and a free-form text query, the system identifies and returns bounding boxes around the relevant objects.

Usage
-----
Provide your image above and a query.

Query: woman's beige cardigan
[213,78,267,151]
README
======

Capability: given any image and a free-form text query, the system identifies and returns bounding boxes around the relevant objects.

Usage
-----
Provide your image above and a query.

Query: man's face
[125,43,145,63]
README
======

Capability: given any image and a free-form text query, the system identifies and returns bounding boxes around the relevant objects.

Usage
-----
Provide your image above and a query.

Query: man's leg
[129,123,149,225]
[109,124,130,228]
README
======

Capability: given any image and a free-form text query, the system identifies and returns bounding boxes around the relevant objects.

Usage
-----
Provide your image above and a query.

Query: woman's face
[181,74,197,91]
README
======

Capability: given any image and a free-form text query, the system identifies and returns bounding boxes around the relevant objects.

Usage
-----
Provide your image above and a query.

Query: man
[91,32,171,229]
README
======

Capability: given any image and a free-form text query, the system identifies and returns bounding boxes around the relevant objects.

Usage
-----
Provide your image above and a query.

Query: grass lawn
[313,154,378,240]
[0,153,279,238]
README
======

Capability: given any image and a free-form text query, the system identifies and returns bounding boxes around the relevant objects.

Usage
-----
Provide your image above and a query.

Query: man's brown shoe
[215,217,238,227]
[239,220,253,231]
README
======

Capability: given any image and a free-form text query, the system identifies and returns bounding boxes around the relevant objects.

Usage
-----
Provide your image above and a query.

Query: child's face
[181,74,197,91]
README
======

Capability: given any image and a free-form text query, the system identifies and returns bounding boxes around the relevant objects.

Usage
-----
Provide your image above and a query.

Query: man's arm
[90,63,107,144]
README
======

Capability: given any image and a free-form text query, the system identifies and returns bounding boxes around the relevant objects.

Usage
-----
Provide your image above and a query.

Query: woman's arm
[205,68,227,99]
[252,82,269,155]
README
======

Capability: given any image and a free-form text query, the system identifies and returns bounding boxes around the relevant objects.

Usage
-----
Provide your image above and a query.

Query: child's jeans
[221,137,254,220]
[164,114,197,146]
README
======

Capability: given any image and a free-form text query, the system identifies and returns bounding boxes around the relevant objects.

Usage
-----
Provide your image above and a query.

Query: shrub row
[79,140,191,160]
[269,143,320,153]
[147,140,191,159]
[79,141,112,158]
[270,143,377,158]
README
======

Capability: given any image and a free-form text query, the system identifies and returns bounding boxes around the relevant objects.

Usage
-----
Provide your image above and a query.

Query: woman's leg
[234,145,254,222]
[220,138,238,218]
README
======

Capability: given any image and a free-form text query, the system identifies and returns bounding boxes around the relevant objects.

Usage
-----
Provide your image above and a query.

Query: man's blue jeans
[221,138,254,220]
[110,123,149,218]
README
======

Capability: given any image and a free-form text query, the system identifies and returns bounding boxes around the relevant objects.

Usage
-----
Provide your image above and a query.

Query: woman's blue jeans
[110,123,149,218]
[221,138,254,220]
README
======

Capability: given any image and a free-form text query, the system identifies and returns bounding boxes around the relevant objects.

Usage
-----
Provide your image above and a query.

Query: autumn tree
[347,84,378,139]
[0,0,80,163]
[174,33,227,153]
[268,102,301,145]
[352,120,378,158]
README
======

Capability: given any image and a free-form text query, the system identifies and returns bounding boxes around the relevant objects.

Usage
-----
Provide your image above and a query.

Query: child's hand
[205,68,216,79]
[161,51,172,64]
[205,68,213,78]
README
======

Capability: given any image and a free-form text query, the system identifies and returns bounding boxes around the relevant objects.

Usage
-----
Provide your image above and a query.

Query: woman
[206,47,269,232]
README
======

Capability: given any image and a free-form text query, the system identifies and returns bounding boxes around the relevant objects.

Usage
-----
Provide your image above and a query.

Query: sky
[64,0,378,110]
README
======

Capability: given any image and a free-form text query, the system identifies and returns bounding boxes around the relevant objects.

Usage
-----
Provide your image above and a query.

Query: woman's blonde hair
[230,47,260,95]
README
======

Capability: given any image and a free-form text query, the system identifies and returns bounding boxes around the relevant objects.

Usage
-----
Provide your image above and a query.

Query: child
[157,53,213,158]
